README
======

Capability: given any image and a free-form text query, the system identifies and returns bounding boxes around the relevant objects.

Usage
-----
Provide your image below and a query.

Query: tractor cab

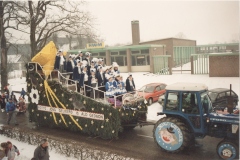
[158,83,211,137]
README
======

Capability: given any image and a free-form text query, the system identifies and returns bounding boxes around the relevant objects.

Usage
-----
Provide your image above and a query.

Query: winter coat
[54,55,66,70]
[125,78,135,92]
[65,60,76,72]
[7,145,19,160]
[33,146,50,160]
[96,72,105,86]
[20,89,26,96]
[72,66,82,81]
[5,102,16,112]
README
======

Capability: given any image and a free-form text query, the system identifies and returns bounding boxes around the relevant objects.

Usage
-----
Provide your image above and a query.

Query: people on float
[98,58,105,67]
[54,49,66,73]
[73,61,82,92]
[96,66,105,98]
[112,62,120,74]
[126,73,136,93]
[81,65,89,95]
[113,73,122,96]
[88,68,98,98]
[65,56,76,84]
[83,52,91,66]
[119,75,127,94]
[75,50,84,62]
[105,75,115,97]
[87,60,96,76]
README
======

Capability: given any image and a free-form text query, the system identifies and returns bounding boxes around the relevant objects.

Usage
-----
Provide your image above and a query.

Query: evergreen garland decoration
[26,71,147,139]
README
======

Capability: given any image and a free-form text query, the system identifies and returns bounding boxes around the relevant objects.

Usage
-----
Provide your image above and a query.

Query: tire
[153,117,192,153]
[148,98,153,105]
[217,139,239,160]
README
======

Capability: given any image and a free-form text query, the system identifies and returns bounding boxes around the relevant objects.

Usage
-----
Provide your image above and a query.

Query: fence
[173,46,196,67]
[152,55,171,75]
[191,53,209,74]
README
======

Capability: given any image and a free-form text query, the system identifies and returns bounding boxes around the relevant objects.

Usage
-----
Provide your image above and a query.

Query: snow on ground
[0,132,76,160]
[0,71,239,159]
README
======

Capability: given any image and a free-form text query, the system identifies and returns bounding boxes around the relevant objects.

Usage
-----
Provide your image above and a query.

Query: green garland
[26,71,147,139]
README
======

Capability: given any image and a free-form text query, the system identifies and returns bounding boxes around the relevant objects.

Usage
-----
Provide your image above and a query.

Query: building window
[141,49,149,54]
[131,50,139,54]
[111,56,127,66]
[99,52,105,56]
[111,52,118,56]
[131,55,149,66]
[119,51,126,56]
[92,53,99,56]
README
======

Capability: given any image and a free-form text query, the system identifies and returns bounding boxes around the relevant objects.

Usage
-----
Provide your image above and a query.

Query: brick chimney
[131,20,140,45]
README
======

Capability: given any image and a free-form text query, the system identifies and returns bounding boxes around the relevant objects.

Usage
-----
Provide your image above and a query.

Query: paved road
[0,110,223,160]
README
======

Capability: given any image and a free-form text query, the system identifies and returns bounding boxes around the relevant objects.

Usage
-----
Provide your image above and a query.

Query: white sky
[85,0,239,46]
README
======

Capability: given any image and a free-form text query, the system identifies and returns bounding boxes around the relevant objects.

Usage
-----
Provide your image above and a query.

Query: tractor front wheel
[153,117,192,153]
[217,139,239,160]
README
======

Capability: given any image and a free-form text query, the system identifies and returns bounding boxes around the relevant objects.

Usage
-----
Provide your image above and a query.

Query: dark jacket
[65,60,76,72]
[125,78,135,92]
[54,55,66,70]
[96,71,105,86]
[33,145,50,160]
[73,66,81,81]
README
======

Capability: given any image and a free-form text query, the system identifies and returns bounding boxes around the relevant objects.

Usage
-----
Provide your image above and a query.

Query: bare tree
[0,1,20,91]
[175,32,187,39]
[14,1,95,58]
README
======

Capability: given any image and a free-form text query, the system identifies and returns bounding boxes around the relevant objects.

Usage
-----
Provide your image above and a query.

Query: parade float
[26,41,148,139]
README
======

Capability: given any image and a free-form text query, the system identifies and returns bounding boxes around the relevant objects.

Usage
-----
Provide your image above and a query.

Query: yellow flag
[31,41,57,77]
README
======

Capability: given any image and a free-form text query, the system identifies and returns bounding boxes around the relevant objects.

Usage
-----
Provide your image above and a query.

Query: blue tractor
[153,83,239,160]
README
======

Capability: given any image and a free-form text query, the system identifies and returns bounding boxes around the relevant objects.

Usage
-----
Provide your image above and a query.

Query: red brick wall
[209,55,239,77]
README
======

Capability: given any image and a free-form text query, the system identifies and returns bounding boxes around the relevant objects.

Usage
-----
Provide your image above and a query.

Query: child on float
[119,75,127,95]
[81,64,89,95]
[112,62,120,74]
[105,75,115,97]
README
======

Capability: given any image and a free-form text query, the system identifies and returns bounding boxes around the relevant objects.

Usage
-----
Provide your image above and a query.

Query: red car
[137,83,167,105]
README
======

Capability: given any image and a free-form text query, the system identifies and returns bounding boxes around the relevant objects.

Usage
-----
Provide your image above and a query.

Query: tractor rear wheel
[217,139,239,160]
[153,117,192,153]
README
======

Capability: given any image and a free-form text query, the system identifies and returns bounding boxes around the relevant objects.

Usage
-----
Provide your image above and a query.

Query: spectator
[4,83,12,95]
[33,138,50,160]
[17,97,26,113]
[0,92,6,112]
[6,141,20,160]
[126,73,135,93]
[0,142,8,159]
[20,88,26,99]
[6,98,18,125]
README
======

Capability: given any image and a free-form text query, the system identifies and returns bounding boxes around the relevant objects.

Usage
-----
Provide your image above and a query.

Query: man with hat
[75,50,84,62]
[6,98,18,125]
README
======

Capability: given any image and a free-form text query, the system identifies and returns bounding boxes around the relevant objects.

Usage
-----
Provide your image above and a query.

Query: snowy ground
[0,71,239,159]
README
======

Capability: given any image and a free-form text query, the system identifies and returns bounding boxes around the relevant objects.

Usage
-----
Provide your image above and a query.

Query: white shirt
[70,60,75,69]
[60,56,65,65]
[83,71,88,81]
[78,66,81,74]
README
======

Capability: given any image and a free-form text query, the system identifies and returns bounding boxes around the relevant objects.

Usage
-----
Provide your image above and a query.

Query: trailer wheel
[217,139,239,160]
[153,117,192,153]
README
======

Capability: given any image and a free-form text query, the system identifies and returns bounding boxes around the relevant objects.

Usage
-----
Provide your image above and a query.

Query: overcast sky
[85,0,239,46]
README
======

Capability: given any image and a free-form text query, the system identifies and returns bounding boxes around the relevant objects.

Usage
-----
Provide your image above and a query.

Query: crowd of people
[0,84,27,126]
[0,139,49,160]
[54,50,136,99]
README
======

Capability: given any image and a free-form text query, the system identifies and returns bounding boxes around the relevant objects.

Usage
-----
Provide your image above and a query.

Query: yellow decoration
[31,41,57,77]
[105,118,109,122]
[83,100,86,105]
[44,80,83,130]
[91,120,94,125]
